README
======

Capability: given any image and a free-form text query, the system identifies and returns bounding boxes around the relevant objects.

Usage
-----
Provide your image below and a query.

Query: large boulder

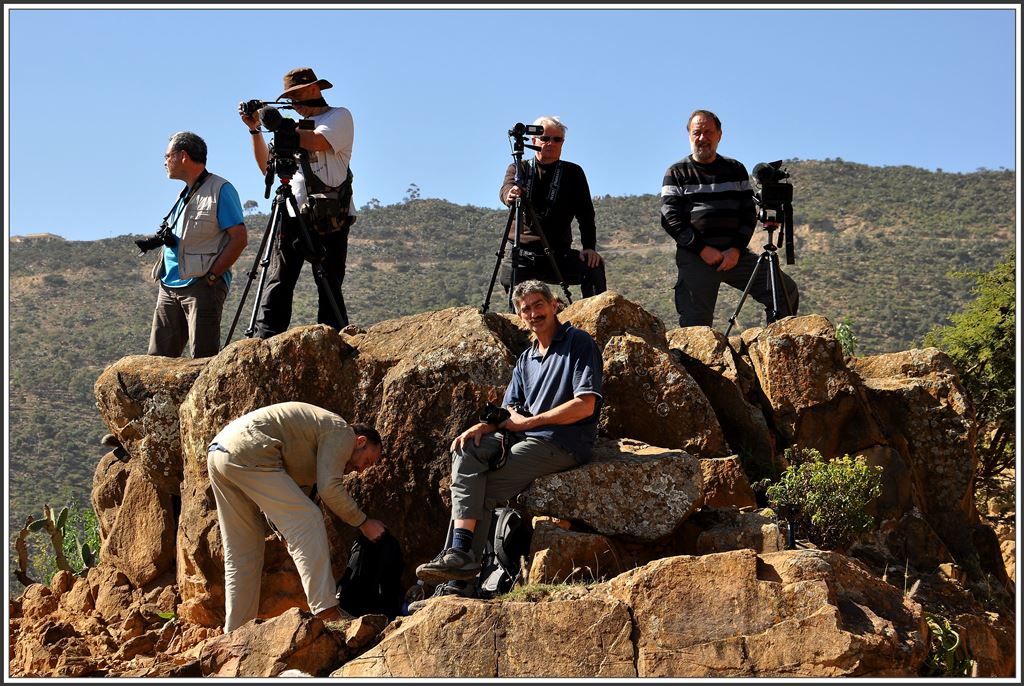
[561,290,667,352]
[604,549,927,677]
[94,355,209,495]
[746,315,885,457]
[343,549,928,677]
[338,595,637,678]
[848,349,980,563]
[199,608,347,677]
[527,521,622,584]
[600,334,729,457]
[516,438,703,541]
[99,469,176,587]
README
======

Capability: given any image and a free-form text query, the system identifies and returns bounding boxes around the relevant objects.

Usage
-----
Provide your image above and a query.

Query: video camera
[249,104,316,197]
[508,122,544,138]
[751,160,795,264]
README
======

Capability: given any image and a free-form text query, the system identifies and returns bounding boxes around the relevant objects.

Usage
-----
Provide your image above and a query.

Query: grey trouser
[148,279,229,358]
[207,446,338,633]
[674,246,799,327]
[448,433,577,561]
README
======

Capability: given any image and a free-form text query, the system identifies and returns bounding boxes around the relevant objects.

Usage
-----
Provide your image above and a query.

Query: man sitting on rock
[207,401,387,632]
[413,280,603,605]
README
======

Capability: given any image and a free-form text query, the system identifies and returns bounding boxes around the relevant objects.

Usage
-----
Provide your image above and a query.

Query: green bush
[762,448,882,550]
[921,613,975,677]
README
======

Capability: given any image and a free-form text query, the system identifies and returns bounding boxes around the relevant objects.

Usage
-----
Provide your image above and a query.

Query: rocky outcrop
[11,299,1013,678]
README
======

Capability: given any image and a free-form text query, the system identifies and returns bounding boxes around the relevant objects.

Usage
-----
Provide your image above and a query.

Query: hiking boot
[415,548,481,584]
[408,581,474,614]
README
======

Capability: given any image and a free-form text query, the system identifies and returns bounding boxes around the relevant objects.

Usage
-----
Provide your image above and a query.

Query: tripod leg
[724,253,768,337]
[520,200,572,305]
[764,255,796,323]
[481,205,516,313]
[224,199,279,346]
[244,204,283,338]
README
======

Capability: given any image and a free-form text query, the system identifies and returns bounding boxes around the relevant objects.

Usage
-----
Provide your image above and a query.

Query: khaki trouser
[207,446,337,633]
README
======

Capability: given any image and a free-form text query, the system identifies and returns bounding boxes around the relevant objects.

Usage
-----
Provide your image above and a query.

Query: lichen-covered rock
[94,355,209,495]
[517,438,703,541]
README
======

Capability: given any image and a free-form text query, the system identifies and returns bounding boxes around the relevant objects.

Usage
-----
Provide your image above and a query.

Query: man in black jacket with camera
[499,116,606,300]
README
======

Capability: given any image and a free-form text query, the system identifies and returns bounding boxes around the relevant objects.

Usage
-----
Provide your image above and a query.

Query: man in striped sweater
[660,110,798,328]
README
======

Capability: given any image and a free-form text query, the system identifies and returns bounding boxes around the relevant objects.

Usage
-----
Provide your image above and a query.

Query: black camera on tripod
[751,160,795,265]
[135,220,177,255]
[257,105,315,186]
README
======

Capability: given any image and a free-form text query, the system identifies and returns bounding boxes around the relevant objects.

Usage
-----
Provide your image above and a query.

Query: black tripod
[481,135,572,313]
[724,221,796,337]
[224,173,345,346]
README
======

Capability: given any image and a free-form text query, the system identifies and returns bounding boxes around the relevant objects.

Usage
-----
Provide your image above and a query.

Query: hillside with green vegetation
[7,160,1016,582]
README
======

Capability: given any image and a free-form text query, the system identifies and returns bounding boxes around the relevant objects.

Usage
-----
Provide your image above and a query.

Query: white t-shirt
[291,105,354,211]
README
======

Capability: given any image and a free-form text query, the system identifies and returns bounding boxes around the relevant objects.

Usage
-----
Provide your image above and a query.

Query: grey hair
[168,131,207,164]
[511,280,556,311]
[532,115,567,136]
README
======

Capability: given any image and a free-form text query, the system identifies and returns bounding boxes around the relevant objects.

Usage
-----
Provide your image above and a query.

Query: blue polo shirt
[502,321,603,463]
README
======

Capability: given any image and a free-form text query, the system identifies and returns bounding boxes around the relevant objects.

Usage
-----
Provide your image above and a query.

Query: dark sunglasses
[536,135,564,143]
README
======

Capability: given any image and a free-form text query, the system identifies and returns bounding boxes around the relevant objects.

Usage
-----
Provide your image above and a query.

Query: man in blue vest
[148,131,248,358]
[413,280,603,605]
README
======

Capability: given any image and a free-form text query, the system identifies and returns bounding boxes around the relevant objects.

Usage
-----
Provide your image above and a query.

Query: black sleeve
[660,166,706,253]
[574,165,597,251]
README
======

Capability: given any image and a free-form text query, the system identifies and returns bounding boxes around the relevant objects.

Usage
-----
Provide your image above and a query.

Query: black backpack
[476,507,533,598]
[336,532,405,620]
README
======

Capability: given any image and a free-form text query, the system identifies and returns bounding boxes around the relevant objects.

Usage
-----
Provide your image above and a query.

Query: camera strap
[526,159,563,218]
[163,170,212,232]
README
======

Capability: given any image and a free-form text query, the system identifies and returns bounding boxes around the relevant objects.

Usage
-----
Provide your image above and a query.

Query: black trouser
[674,246,799,327]
[254,216,349,338]
[499,247,607,300]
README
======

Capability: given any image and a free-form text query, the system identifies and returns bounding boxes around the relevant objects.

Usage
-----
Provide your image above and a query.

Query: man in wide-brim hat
[239,66,356,337]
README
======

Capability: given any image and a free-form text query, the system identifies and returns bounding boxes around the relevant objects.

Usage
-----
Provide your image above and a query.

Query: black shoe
[415,548,481,584]
[408,581,474,614]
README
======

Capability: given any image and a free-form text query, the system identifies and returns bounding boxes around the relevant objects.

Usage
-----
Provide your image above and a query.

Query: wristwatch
[204,272,219,285]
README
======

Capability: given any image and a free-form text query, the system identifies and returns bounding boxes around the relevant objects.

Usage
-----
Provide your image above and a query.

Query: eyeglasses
[536,135,564,143]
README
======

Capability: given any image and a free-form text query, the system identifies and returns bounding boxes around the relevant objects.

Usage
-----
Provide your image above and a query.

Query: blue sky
[5,5,1020,241]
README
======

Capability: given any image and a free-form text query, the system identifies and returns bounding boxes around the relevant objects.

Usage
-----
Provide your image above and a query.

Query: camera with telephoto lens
[135,220,177,255]
[751,160,796,264]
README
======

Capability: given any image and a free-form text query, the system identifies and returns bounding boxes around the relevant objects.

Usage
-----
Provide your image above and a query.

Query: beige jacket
[209,401,366,527]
